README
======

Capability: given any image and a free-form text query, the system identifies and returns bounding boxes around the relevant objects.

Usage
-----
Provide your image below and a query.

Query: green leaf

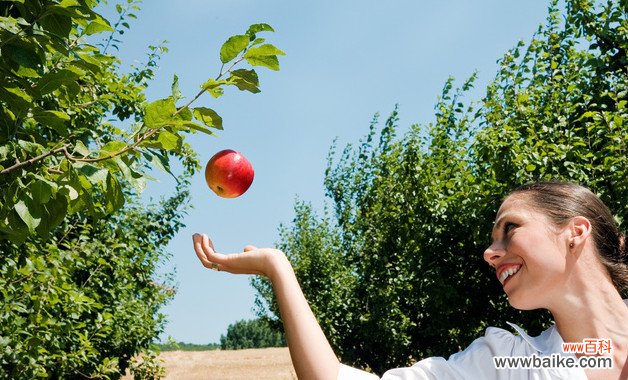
[84,17,114,35]
[0,87,33,115]
[17,140,44,155]
[36,193,68,237]
[99,140,127,158]
[201,78,228,98]
[245,44,286,57]
[145,97,176,128]
[220,34,250,64]
[30,176,58,203]
[171,74,182,102]
[174,106,193,122]
[114,157,146,194]
[246,23,275,37]
[48,0,85,18]
[32,109,70,132]
[250,38,266,47]
[0,16,21,34]
[75,51,104,74]
[244,54,280,71]
[73,141,90,157]
[143,150,175,179]
[15,65,40,78]
[105,173,124,213]
[0,145,10,161]
[2,42,42,70]
[181,121,216,136]
[61,184,79,201]
[39,14,72,38]
[577,111,597,121]
[36,68,83,95]
[58,0,82,6]
[0,210,29,244]
[243,44,285,71]
[75,163,108,186]
[156,130,181,150]
[229,69,260,93]
[193,107,223,130]
[15,199,40,233]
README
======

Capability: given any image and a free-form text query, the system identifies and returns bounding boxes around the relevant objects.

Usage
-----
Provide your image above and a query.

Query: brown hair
[508,181,628,293]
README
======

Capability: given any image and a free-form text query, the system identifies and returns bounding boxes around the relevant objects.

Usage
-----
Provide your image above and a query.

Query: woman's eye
[504,222,516,235]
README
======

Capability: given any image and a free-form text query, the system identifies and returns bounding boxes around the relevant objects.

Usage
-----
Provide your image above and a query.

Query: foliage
[0,0,283,378]
[0,187,184,378]
[153,337,220,352]
[127,350,165,380]
[0,0,284,245]
[252,201,357,353]
[220,319,286,350]
[254,0,628,374]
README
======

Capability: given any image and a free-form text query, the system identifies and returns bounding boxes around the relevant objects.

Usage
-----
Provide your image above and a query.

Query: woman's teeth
[499,266,521,285]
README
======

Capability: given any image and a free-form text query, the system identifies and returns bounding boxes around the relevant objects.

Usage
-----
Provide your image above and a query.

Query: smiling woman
[193,181,628,380]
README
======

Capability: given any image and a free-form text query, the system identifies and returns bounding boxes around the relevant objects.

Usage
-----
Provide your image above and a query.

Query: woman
[192,182,628,379]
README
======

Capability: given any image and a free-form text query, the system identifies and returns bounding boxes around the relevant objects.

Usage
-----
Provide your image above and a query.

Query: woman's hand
[192,232,341,379]
[192,233,287,279]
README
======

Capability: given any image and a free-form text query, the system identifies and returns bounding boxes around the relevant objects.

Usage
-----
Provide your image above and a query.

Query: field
[124,347,296,379]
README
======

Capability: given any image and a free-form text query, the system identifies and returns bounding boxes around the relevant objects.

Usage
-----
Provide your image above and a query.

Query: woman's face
[483,195,571,310]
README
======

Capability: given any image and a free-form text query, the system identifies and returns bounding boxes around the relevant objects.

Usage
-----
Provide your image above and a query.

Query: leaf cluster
[0,0,284,244]
[0,187,186,378]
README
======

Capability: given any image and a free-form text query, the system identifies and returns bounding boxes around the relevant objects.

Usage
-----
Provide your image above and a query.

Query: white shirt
[338,299,628,379]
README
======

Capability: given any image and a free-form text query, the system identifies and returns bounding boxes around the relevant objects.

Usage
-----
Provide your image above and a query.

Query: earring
[569,242,574,249]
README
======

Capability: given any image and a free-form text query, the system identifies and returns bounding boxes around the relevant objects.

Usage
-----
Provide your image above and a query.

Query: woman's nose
[483,243,504,268]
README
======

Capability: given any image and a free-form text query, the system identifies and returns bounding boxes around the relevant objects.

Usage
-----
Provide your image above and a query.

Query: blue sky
[102,1,551,344]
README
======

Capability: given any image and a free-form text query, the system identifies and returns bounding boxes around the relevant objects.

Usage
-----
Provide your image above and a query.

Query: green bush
[0,189,185,378]
[220,319,286,350]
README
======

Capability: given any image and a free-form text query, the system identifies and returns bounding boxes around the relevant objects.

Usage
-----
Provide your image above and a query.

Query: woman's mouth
[498,265,521,285]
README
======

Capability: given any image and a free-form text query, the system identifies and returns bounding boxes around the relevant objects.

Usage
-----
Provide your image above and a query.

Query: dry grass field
[124,347,296,379]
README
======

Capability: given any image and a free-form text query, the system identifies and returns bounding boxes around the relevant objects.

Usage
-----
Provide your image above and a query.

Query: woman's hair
[508,181,628,293]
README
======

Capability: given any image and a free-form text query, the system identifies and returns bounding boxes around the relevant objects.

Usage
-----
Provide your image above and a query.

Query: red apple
[205,149,254,198]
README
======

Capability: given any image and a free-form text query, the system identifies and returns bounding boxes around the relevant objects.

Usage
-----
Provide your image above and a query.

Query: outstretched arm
[192,233,341,380]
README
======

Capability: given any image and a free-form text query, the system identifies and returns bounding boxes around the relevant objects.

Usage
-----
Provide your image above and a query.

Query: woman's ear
[569,216,592,250]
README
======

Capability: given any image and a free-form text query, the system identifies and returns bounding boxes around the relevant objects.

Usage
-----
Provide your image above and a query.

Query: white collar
[506,321,561,354]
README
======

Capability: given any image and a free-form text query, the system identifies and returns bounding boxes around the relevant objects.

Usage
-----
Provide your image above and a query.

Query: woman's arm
[192,233,341,380]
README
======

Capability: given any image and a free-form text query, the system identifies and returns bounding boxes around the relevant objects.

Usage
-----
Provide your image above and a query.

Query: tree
[0,0,284,244]
[0,186,186,378]
[0,0,284,378]
[220,319,286,350]
[253,0,628,374]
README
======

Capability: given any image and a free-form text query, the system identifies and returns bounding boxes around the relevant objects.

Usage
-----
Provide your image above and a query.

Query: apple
[204,149,254,198]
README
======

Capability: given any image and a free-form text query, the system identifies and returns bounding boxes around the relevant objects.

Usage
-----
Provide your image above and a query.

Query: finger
[198,234,245,273]
[205,234,216,252]
[201,234,227,263]
[193,233,215,269]
[243,245,258,252]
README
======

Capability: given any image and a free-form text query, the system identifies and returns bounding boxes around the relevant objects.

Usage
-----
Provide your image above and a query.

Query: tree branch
[0,144,71,175]
[1,51,248,175]
[174,56,245,115]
